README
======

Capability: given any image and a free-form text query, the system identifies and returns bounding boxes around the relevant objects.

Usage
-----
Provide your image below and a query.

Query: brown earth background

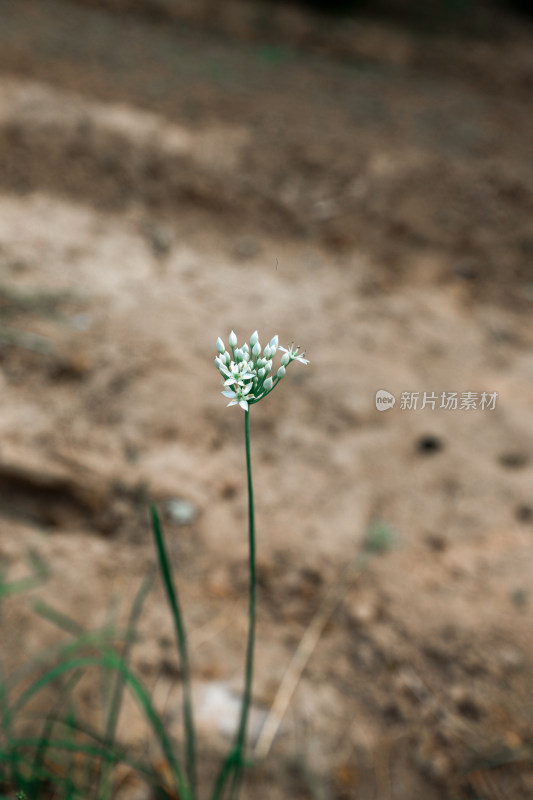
[1,1,533,798]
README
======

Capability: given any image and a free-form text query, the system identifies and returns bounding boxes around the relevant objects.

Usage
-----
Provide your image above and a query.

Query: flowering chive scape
[214,331,309,409]
[211,331,308,800]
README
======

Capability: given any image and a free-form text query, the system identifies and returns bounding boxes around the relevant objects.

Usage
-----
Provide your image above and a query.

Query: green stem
[243,409,256,743]
[229,409,256,799]
[210,409,257,800]
[150,505,197,800]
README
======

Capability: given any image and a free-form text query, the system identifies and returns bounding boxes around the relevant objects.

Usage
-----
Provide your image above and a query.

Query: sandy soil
[1,1,533,798]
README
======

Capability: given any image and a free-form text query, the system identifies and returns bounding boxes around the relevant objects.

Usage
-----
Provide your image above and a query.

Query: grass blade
[64,704,77,800]
[0,552,48,601]
[30,669,84,787]
[46,715,174,790]
[9,653,191,800]
[32,600,85,638]
[98,572,154,800]
[150,504,197,799]
[5,628,139,696]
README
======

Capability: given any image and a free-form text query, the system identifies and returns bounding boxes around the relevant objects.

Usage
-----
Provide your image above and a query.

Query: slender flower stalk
[227,408,256,800]
[212,331,308,800]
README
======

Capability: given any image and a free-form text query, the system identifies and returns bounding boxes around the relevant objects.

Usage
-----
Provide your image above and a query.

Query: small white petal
[239,399,249,410]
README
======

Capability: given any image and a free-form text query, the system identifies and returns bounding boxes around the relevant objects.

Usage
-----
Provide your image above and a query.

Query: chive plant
[213,331,309,799]
[0,332,307,800]
[152,331,308,800]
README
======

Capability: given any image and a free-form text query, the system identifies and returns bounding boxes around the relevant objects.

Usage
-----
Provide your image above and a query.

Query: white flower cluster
[215,330,309,410]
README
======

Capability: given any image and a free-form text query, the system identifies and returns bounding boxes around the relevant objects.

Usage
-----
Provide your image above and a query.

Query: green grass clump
[0,561,177,800]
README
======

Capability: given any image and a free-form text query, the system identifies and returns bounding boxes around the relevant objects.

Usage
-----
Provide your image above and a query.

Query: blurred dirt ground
[0,1,533,798]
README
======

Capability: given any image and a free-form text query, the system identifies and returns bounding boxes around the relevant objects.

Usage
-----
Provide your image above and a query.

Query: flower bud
[223,351,231,364]
[252,341,261,357]
[216,337,225,354]
[258,367,265,378]
[276,366,285,379]
[229,331,237,347]
[281,352,290,366]
[235,348,244,362]
[250,330,259,347]
[269,335,278,351]
[263,345,272,359]
[264,361,272,373]
[264,376,273,391]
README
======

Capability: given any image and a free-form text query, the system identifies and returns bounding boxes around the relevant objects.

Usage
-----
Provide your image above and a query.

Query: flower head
[215,331,308,410]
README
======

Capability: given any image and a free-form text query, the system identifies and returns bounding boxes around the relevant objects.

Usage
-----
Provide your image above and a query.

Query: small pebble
[515,504,533,523]
[498,645,525,672]
[416,434,443,455]
[147,224,172,258]
[425,533,448,552]
[511,587,529,607]
[165,498,198,525]
[498,451,529,469]
[234,236,259,260]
